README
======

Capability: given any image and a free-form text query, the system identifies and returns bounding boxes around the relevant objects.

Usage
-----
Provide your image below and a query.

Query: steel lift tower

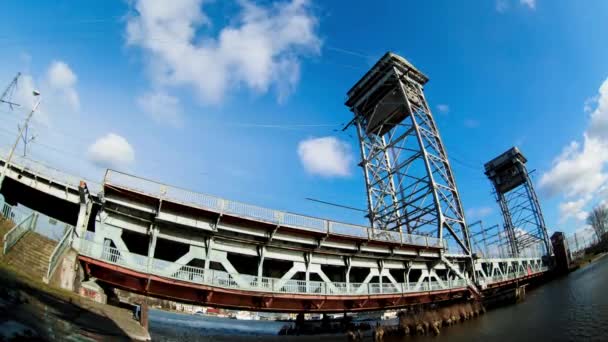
[484,147,552,257]
[345,52,473,263]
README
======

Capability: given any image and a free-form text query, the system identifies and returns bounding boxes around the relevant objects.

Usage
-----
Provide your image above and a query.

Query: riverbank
[572,252,607,270]
[0,263,150,341]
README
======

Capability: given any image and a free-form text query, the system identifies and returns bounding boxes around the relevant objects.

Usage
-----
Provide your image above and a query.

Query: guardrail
[483,266,549,285]
[104,170,444,249]
[2,212,37,255]
[0,153,102,195]
[79,238,467,296]
[46,226,75,282]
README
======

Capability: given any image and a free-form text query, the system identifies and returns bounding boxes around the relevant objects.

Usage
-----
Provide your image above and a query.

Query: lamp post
[0,91,41,190]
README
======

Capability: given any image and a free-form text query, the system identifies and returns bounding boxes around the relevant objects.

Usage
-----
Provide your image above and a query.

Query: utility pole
[0,73,21,108]
[0,91,41,190]
[18,123,35,157]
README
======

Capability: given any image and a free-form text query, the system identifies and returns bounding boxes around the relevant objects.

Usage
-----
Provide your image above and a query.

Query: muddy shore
[0,263,150,341]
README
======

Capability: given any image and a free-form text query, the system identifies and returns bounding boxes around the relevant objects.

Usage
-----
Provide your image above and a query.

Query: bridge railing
[104,170,444,248]
[79,238,466,296]
[0,153,103,195]
[484,266,549,285]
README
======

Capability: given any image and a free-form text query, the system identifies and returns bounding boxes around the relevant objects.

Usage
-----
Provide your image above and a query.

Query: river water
[149,255,608,341]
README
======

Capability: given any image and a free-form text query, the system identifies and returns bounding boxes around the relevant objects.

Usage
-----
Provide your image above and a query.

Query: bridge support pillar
[257,246,265,280]
[344,257,351,290]
[73,181,92,250]
[304,252,311,293]
[204,237,214,282]
[147,226,158,272]
[140,299,149,330]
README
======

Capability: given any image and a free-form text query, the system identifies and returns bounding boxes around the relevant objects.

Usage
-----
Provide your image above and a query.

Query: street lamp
[0,91,41,190]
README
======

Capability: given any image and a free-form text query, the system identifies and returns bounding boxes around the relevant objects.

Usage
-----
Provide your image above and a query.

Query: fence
[483,266,549,285]
[2,212,37,255]
[78,238,471,297]
[104,170,444,249]
[46,226,75,281]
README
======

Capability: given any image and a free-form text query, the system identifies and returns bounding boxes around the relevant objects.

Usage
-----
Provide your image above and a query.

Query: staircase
[1,225,57,280]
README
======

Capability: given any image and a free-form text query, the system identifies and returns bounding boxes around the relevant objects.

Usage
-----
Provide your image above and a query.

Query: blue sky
[0,0,607,238]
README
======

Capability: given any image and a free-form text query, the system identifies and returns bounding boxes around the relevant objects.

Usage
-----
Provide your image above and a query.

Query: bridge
[0,52,553,313]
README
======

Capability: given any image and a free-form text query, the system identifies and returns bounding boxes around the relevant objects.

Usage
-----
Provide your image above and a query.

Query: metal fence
[104,170,444,248]
[78,238,470,297]
[0,153,102,195]
[2,212,37,255]
[483,266,549,285]
[46,226,74,281]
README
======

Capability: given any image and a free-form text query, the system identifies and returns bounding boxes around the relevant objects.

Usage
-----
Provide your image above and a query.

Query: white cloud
[559,197,590,223]
[126,0,320,105]
[87,133,135,169]
[496,0,509,12]
[541,76,608,226]
[496,0,536,12]
[539,136,608,197]
[46,61,79,111]
[137,90,183,127]
[464,118,480,128]
[466,206,494,220]
[588,78,608,140]
[436,104,449,114]
[297,136,352,177]
[520,0,536,10]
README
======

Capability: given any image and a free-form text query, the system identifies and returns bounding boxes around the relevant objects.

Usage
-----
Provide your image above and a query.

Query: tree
[587,205,608,241]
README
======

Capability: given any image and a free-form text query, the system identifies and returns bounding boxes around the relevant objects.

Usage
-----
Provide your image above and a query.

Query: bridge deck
[78,238,548,312]
[104,170,444,249]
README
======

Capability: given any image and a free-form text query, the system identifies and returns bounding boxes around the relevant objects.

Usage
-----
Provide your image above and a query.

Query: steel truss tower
[484,147,552,257]
[345,52,472,257]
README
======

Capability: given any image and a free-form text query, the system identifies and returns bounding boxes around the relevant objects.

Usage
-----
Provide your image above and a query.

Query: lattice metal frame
[495,176,552,256]
[346,53,472,257]
[486,148,552,257]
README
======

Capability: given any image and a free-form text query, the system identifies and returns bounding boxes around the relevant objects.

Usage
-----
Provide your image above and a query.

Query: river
[149,255,608,341]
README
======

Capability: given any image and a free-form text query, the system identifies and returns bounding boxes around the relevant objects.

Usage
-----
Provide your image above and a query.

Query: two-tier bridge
[1,52,552,313]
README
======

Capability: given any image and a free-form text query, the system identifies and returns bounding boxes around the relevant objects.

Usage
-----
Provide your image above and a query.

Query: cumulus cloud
[539,136,608,197]
[436,104,449,114]
[496,0,509,12]
[559,197,590,223]
[588,79,608,140]
[541,77,608,223]
[88,133,135,169]
[520,0,536,10]
[297,136,352,177]
[137,90,183,127]
[126,0,320,105]
[464,118,480,128]
[466,206,494,220]
[496,0,536,12]
[46,61,79,111]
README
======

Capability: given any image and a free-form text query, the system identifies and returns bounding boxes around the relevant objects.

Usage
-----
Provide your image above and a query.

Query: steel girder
[353,66,472,258]
[495,172,552,257]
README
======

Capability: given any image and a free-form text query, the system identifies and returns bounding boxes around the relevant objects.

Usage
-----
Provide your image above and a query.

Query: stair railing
[2,212,37,255]
[45,225,75,282]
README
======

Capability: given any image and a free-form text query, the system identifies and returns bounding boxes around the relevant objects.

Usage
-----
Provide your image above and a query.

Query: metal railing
[1,203,32,226]
[484,266,549,285]
[79,238,468,296]
[104,170,444,248]
[46,226,75,281]
[0,152,102,195]
[2,212,37,255]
